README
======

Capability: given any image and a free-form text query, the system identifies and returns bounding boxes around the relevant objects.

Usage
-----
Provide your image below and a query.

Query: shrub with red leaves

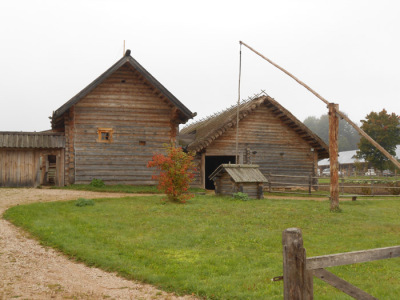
[147,144,196,203]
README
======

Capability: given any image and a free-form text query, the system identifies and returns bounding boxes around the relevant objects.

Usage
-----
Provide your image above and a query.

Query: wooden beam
[240,41,330,106]
[313,269,377,300]
[337,110,400,170]
[240,40,400,172]
[282,228,313,300]
[329,103,339,210]
[306,245,400,270]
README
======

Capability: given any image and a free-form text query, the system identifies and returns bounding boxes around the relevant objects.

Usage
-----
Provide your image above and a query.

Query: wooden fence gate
[282,228,400,299]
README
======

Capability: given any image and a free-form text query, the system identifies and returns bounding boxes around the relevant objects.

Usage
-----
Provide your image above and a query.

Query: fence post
[371,179,374,196]
[268,173,272,193]
[308,175,312,195]
[282,228,313,300]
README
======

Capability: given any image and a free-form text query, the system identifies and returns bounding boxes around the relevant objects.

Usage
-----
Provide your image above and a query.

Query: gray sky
[1,0,399,132]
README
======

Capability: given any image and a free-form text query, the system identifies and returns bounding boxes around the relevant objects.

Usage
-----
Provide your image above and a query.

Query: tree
[147,144,196,203]
[356,109,400,171]
[304,113,360,151]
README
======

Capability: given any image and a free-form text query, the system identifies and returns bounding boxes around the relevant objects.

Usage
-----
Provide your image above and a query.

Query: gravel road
[0,188,196,300]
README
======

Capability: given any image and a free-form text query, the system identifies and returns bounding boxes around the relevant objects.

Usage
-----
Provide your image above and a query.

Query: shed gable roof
[180,93,329,159]
[0,132,65,148]
[209,164,268,183]
[52,50,195,128]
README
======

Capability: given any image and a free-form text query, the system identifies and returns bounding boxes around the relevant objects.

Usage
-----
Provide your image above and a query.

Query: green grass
[4,196,400,299]
[52,184,206,194]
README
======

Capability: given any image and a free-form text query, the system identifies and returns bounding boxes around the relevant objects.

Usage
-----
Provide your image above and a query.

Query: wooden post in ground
[282,228,313,300]
[328,103,339,211]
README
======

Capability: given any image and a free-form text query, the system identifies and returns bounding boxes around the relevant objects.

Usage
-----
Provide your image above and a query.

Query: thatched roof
[52,50,195,129]
[180,93,329,159]
[209,164,268,183]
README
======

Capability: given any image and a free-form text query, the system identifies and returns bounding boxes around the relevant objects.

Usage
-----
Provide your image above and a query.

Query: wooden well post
[328,103,339,211]
[282,228,313,299]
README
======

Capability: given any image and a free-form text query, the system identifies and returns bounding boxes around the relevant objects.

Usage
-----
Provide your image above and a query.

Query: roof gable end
[52,50,194,127]
[181,93,329,159]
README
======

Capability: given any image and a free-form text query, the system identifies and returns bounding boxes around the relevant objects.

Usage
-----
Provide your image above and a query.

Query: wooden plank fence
[282,228,400,299]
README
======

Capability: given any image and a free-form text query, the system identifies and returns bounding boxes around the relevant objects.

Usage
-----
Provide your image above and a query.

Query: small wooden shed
[0,132,65,187]
[209,164,268,199]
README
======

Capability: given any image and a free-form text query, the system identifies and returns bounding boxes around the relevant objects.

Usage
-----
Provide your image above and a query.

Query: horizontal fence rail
[265,173,400,198]
[282,228,400,299]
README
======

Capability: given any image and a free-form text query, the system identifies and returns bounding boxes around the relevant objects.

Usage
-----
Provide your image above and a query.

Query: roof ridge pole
[236,42,242,164]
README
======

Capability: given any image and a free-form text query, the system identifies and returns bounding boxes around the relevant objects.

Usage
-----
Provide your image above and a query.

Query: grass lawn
[4,195,400,299]
[52,184,206,194]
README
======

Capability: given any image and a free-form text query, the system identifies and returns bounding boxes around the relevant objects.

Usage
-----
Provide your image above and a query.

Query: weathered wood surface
[282,228,313,300]
[64,65,180,185]
[0,149,64,187]
[241,183,259,199]
[313,268,377,300]
[0,150,38,187]
[196,104,319,187]
[329,103,339,210]
[306,245,400,270]
[0,132,65,148]
[213,172,235,195]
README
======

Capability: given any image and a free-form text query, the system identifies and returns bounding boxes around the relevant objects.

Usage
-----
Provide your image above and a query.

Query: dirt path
[0,188,196,300]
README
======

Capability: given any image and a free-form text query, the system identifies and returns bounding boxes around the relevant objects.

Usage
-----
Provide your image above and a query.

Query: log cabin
[51,49,195,185]
[180,93,329,189]
[0,50,195,187]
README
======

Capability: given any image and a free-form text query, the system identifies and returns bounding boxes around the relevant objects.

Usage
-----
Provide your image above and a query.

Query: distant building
[318,146,400,175]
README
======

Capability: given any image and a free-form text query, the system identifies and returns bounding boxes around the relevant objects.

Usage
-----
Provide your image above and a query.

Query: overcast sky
[1,0,399,132]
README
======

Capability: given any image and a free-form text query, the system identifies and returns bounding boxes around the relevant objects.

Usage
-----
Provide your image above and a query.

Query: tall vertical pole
[236,43,242,164]
[329,103,339,211]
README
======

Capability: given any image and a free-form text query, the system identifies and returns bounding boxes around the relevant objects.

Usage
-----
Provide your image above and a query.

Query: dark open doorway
[205,155,236,190]
[47,155,57,185]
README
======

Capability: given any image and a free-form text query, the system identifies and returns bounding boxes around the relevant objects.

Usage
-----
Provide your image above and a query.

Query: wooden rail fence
[282,228,400,299]
[266,173,400,197]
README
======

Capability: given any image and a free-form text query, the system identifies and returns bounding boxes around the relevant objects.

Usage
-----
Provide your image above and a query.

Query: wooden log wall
[241,183,259,199]
[197,104,316,187]
[215,173,236,196]
[67,64,177,185]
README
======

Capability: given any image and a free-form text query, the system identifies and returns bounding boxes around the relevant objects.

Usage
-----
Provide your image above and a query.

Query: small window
[97,128,113,143]
[139,141,146,146]
[101,132,110,140]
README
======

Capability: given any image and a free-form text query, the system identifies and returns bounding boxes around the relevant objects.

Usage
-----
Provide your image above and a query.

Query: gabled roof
[180,93,329,159]
[52,50,195,127]
[209,164,268,183]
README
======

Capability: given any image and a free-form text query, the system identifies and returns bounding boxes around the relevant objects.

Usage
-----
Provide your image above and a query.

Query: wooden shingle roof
[0,132,65,148]
[209,164,268,183]
[180,93,329,159]
[52,50,195,128]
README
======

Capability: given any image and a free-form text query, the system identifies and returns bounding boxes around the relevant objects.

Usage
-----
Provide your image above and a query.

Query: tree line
[304,109,400,171]
[303,113,360,151]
